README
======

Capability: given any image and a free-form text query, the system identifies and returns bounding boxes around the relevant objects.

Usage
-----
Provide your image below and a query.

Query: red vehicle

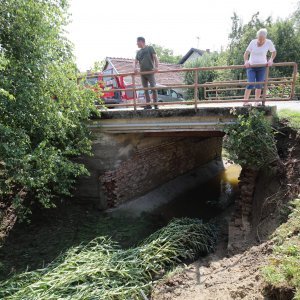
[84,69,135,105]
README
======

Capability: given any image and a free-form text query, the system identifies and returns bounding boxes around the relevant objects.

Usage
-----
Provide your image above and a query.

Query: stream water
[153,164,241,222]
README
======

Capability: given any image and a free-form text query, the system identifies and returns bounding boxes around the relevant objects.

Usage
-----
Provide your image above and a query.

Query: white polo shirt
[246,39,276,65]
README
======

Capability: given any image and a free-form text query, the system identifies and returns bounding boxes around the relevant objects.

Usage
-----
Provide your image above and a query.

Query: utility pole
[196,36,200,49]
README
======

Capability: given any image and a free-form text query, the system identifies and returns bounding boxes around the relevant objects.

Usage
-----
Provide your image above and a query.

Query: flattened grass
[0,218,217,300]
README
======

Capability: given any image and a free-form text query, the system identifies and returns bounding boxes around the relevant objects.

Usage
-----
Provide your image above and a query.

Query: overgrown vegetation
[0,0,99,220]
[261,110,300,299]
[0,218,217,299]
[262,198,300,300]
[224,108,278,169]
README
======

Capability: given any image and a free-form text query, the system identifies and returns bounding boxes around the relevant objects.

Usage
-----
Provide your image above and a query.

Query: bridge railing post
[262,66,270,106]
[290,63,298,100]
[194,70,198,111]
[132,74,137,112]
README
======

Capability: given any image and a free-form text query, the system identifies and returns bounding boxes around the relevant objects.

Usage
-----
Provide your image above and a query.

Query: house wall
[184,52,202,65]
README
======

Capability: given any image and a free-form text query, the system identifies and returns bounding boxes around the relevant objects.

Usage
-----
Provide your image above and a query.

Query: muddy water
[154,164,241,222]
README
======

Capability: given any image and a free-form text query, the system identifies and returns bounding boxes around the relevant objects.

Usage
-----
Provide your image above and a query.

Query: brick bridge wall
[75,132,223,209]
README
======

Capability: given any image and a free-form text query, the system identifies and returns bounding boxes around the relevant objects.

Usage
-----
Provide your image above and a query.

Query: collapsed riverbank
[153,114,300,300]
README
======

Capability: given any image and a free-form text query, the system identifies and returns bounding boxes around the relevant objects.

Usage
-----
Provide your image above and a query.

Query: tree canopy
[184,6,300,99]
[0,0,99,219]
[227,11,300,78]
[149,44,182,64]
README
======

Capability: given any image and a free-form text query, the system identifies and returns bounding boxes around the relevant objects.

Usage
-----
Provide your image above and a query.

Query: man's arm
[153,53,159,71]
[134,59,139,73]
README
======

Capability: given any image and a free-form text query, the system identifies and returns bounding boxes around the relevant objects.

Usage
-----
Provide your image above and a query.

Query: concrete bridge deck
[89,106,277,134]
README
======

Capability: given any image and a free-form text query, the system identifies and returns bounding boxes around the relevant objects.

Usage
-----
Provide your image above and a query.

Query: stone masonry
[75,132,223,209]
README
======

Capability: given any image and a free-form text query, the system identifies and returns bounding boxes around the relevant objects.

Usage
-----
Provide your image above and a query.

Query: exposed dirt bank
[152,122,300,300]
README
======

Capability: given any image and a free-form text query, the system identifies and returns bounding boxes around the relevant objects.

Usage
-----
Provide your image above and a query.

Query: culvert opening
[151,163,241,223]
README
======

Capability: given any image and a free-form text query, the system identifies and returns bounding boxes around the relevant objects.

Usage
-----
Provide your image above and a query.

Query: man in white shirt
[243,28,277,105]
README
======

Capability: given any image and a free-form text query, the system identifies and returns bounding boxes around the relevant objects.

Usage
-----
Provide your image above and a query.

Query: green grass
[0,203,164,281]
[0,218,217,300]
[277,109,300,130]
[262,197,300,299]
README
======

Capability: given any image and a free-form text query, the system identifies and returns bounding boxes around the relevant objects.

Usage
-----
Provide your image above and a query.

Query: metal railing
[87,62,298,111]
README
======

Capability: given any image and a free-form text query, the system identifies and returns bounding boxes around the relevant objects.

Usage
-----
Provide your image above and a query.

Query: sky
[66,0,299,71]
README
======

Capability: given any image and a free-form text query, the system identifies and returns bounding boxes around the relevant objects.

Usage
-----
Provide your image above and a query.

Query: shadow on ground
[0,201,164,281]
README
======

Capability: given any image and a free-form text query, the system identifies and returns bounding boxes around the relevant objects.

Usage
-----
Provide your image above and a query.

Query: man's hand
[154,67,158,72]
[244,60,250,68]
[267,59,273,67]
[134,68,139,73]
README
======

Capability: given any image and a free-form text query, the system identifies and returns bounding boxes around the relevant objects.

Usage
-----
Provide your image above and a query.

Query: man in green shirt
[134,37,159,109]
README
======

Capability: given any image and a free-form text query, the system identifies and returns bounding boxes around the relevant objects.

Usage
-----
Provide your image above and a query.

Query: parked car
[137,87,184,102]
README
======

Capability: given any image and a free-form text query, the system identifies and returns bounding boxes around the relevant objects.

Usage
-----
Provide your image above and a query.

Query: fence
[86,62,298,111]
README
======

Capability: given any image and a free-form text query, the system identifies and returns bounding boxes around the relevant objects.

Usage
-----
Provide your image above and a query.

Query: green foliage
[149,43,182,64]
[90,60,106,72]
[0,0,100,218]
[182,8,300,101]
[224,109,278,169]
[0,218,217,299]
[268,19,300,77]
[294,2,300,29]
[262,198,300,299]
[184,52,221,99]
[228,12,272,67]
[227,11,300,79]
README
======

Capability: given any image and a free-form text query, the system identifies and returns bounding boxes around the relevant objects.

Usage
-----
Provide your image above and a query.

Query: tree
[227,12,272,79]
[293,2,300,29]
[184,52,221,99]
[226,10,300,78]
[149,44,182,64]
[0,0,99,220]
[268,19,300,69]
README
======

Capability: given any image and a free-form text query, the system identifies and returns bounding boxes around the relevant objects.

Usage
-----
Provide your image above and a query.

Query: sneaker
[154,105,158,110]
[143,105,152,110]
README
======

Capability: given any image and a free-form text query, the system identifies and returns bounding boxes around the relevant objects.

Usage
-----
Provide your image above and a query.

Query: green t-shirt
[136,46,156,71]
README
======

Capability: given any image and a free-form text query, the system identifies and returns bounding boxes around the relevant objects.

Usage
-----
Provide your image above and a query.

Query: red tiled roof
[104,57,184,86]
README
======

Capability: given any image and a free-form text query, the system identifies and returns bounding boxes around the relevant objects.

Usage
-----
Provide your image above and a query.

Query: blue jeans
[246,67,266,89]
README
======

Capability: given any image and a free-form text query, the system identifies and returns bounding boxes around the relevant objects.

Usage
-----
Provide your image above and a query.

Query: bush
[224,108,278,169]
[0,0,100,219]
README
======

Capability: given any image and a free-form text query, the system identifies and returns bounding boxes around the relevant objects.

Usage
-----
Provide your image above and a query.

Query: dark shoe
[144,105,152,110]
[154,105,158,110]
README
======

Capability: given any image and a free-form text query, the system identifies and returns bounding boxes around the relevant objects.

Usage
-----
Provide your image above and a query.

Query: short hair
[137,36,145,43]
[257,28,268,37]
